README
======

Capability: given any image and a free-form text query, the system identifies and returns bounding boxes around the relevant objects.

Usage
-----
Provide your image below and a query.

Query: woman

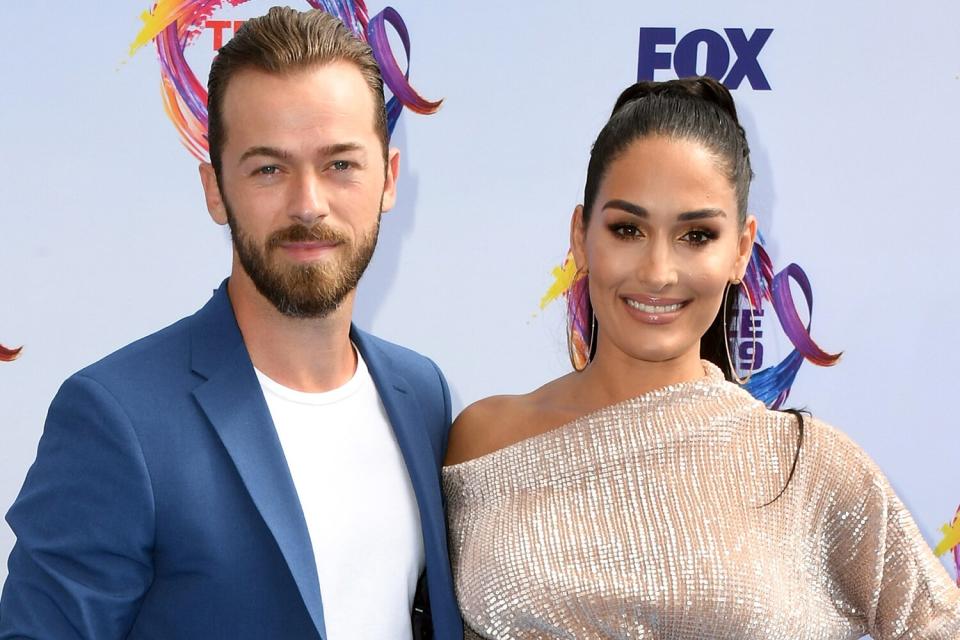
[442,78,960,639]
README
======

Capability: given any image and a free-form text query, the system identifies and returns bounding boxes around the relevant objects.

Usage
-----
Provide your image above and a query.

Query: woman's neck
[575,343,706,409]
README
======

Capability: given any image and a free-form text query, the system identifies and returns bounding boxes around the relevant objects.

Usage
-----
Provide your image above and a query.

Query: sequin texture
[443,363,960,639]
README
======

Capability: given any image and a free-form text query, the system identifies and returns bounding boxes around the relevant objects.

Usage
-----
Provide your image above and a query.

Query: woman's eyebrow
[602,199,647,217]
[602,199,727,221]
[678,209,726,221]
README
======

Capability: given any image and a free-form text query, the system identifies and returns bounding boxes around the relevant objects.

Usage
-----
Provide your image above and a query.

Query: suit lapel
[352,329,449,601]
[189,284,327,639]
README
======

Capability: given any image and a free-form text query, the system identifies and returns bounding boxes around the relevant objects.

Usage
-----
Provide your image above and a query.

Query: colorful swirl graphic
[0,344,22,362]
[739,241,841,407]
[541,237,841,408]
[130,0,441,161]
[955,507,960,586]
[934,505,960,585]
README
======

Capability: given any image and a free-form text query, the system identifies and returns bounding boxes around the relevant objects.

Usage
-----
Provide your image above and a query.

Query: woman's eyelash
[608,223,642,238]
[606,224,718,245]
[683,228,718,245]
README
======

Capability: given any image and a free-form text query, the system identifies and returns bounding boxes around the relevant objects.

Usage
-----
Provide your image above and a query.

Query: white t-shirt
[256,350,424,640]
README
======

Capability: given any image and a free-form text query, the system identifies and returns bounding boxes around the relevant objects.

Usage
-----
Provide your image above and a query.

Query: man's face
[200,61,398,318]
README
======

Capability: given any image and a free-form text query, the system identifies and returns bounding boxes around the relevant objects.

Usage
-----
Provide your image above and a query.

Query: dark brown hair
[206,7,388,178]
[583,76,752,228]
[580,77,754,376]
[579,77,803,504]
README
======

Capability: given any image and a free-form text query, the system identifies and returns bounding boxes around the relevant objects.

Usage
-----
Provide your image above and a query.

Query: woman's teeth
[625,299,682,313]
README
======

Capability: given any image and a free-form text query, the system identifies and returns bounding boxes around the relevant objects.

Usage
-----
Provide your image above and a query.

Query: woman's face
[571,135,756,368]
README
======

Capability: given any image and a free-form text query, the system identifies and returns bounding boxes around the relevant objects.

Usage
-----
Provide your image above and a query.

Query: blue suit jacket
[0,281,462,639]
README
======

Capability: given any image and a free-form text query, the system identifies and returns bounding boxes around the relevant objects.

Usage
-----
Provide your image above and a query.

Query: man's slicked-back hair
[206,7,388,178]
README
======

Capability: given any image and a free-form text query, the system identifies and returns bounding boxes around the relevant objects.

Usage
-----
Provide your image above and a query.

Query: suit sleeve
[0,374,155,639]
[429,359,452,455]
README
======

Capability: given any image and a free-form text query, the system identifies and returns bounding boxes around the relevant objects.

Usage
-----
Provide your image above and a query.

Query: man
[0,8,460,639]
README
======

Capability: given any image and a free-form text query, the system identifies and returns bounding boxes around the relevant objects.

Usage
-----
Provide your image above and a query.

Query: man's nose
[288,171,328,226]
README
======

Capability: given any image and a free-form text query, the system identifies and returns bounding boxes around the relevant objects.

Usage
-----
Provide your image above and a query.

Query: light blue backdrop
[1,0,957,600]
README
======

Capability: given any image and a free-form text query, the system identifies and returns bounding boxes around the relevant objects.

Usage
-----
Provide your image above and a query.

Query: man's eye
[256,165,280,176]
[331,160,352,171]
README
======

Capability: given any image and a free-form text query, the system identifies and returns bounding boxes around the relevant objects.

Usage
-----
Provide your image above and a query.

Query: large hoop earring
[586,312,597,367]
[568,311,597,373]
[567,271,596,372]
[723,280,757,385]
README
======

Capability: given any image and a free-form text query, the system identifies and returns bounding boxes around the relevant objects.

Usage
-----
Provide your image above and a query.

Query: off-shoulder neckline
[442,361,738,474]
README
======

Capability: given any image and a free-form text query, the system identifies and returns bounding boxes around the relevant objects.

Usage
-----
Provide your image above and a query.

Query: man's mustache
[267,223,348,249]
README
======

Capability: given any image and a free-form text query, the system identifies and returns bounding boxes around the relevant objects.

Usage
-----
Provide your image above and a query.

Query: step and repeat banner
[1,0,958,593]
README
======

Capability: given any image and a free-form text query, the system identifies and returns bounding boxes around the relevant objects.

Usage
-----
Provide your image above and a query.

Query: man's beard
[225,202,381,319]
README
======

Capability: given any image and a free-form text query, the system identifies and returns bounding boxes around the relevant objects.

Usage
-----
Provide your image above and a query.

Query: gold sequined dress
[442,362,960,639]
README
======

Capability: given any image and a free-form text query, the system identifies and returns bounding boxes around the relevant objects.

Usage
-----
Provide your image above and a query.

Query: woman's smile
[621,294,690,324]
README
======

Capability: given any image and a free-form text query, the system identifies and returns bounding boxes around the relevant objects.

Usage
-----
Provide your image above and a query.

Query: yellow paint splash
[129,0,189,57]
[933,515,960,557]
[539,252,579,310]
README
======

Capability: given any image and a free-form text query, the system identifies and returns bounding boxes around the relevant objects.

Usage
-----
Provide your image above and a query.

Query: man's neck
[227,271,357,393]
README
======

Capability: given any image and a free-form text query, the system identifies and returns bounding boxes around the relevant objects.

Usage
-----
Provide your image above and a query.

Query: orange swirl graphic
[0,343,21,362]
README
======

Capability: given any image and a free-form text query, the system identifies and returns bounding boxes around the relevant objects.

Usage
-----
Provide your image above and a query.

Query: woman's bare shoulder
[444,376,577,466]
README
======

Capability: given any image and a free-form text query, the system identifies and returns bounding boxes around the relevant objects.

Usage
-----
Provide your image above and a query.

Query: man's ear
[199,163,228,226]
[379,147,401,213]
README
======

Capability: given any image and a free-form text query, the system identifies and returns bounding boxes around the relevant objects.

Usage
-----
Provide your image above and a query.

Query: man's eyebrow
[238,143,366,165]
[601,199,727,221]
[318,142,365,156]
[238,146,293,164]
